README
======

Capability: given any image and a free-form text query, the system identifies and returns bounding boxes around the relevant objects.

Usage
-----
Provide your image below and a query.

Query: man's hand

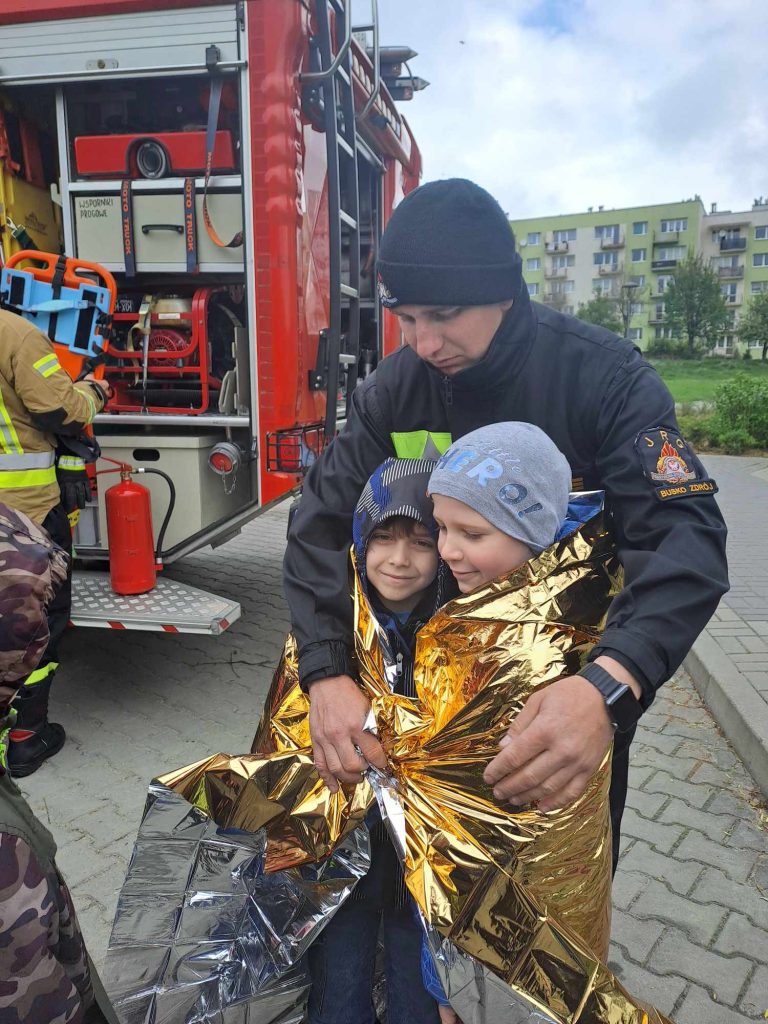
[483,675,613,812]
[308,674,387,793]
[82,373,111,401]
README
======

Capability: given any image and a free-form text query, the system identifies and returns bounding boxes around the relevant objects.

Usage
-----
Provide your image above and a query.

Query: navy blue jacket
[285,281,729,707]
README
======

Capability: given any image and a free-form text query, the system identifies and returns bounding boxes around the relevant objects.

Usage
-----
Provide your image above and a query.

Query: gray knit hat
[427,423,571,554]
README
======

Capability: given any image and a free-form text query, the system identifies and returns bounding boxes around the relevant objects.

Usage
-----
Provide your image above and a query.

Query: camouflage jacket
[0,501,68,768]
[0,504,114,1022]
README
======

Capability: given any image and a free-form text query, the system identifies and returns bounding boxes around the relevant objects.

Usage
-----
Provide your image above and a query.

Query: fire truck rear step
[71,571,241,635]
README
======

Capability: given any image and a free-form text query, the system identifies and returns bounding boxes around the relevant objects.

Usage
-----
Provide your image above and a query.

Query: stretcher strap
[184,177,199,273]
[120,180,137,277]
[202,75,243,249]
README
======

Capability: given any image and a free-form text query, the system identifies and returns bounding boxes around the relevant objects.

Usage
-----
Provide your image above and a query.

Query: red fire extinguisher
[105,468,156,595]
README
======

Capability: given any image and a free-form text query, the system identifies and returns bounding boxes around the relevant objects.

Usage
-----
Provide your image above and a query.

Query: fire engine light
[208,441,242,476]
[135,139,169,179]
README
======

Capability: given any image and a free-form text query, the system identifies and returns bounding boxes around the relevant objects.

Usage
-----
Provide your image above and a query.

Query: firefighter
[0,306,108,777]
[283,179,729,870]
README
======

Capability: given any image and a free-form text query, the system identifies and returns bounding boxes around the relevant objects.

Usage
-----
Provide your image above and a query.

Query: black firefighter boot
[8,669,66,778]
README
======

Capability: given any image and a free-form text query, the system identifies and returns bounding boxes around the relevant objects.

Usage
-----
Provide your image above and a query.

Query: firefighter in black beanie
[283,178,728,868]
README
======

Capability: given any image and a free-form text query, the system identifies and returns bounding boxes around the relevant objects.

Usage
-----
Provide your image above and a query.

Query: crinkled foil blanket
[105,510,674,1023]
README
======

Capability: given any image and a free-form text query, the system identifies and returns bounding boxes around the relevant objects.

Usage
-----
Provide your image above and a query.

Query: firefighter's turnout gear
[0,308,104,525]
[0,307,106,775]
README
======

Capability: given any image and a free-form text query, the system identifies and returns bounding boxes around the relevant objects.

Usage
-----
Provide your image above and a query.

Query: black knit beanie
[376,178,522,308]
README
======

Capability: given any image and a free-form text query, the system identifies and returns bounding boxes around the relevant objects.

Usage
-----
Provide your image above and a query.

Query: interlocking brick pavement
[19,496,768,1023]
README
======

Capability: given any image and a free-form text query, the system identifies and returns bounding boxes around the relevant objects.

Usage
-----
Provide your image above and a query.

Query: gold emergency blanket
[160,509,674,1024]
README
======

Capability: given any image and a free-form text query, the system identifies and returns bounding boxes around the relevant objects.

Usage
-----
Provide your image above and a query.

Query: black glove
[56,453,91,513]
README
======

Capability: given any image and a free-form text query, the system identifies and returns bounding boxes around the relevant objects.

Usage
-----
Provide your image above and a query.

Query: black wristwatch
[578,663,642,733]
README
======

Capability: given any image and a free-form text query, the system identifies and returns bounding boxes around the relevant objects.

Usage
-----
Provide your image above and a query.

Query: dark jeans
[307,826,440,1024]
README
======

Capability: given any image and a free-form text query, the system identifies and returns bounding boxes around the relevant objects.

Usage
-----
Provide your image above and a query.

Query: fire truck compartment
[73,189,244,272]
[70,571,240,635]
[92,432,252,551]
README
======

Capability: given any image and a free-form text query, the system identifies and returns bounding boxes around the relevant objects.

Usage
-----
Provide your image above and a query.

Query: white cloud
[376,0,768,217]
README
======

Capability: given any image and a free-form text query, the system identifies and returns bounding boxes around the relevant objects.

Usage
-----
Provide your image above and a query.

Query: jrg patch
[634,426,718,502]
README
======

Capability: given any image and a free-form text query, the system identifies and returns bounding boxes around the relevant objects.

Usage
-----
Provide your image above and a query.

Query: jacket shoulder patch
[634,426,718,502]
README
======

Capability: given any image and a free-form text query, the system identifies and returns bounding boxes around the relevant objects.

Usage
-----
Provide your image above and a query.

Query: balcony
[597,262,622,275]
[545,240,569,253]
[544,266,569,279]
[718,264,745,279]
[600,234,624,249]
[651,258,678,271]
[654,229,680,242]
[720,237,747,251]
[648,311,666,324]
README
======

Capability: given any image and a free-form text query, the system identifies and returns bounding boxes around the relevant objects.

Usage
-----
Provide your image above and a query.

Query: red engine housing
[105,475,156,595]
[73,130,236,178]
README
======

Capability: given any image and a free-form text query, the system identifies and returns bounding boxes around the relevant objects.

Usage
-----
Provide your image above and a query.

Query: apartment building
[510,197,768,353]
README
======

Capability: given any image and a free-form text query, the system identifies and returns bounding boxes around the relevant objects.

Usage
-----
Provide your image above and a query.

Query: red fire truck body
[0,1,422,632]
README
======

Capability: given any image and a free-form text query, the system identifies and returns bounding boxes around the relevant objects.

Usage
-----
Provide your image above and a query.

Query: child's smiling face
[431,494,533,593]
[365,518,438,613]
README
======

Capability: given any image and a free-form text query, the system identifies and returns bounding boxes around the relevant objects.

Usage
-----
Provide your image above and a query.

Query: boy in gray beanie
[428,423,571,594]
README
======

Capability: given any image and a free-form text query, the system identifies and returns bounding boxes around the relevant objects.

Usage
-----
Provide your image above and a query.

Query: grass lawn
[648,357,768,403]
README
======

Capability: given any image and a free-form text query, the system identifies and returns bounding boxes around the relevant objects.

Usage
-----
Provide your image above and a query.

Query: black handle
[141,223,184,234]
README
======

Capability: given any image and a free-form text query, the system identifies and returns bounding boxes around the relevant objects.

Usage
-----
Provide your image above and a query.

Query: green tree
[663,253,730,356]
[738,290,768,361]
[576,293,623,334]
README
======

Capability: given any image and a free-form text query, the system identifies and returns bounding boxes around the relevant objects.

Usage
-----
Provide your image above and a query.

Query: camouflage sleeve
[9,323,105,435]
[0,503,69,693]
[0,832,94,1023]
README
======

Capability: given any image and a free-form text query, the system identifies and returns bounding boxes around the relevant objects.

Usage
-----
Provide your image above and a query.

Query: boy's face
[431,494,533,594]
[391,301,513,375]
[365,519,439,613]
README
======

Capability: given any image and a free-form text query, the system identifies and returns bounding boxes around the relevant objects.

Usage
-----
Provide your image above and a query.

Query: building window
[593,251,618,266]
[751,281,768,294]
[526,257,541,271]
[553,254,575,269]
[527,232,541,246]
[633,221,648,235]
[655,245,687,261]
[628,327,643,342]
[660,218,688,232]
[552,280,575,294]
[595,224,620,241]
[753,253,768,267]
[721,283,738,303]
[592,278,617,296]
[656,275,673,293]
[553,228,577,244]
[748,337,764,349]
[755,226,768,240]
[655,326,677,340]
[713,227,741,241]
[527,282,539,297]
[629,302,644,315]
[654,302,666,319]
[631,248,647,262]
[628,275,645,287]
[713,334,735,355]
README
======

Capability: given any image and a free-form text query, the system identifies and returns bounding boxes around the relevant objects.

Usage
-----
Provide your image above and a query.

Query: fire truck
[0,0,424,633]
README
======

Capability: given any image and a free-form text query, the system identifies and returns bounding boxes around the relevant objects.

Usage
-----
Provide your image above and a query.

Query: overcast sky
[376,0,768,220]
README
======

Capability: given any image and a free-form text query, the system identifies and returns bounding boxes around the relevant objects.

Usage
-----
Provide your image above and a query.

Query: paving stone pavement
[19,495,768,1023]
[683,455,768,797]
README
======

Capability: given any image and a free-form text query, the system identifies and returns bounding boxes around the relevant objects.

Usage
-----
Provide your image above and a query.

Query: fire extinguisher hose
[134,467,176,561]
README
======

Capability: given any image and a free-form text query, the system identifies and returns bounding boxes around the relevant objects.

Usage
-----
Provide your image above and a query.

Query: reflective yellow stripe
[41,361,62,379]
[57,456,85,471]
[0,466,58,487]
[33,353,59,372]
[24,662,58,687]
[81,385,96,421]
[390,430,453,460]
[0,390,22,454]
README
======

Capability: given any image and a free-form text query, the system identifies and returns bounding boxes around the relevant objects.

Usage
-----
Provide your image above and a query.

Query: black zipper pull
[396,652,403,678]
[442,374,453,406]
